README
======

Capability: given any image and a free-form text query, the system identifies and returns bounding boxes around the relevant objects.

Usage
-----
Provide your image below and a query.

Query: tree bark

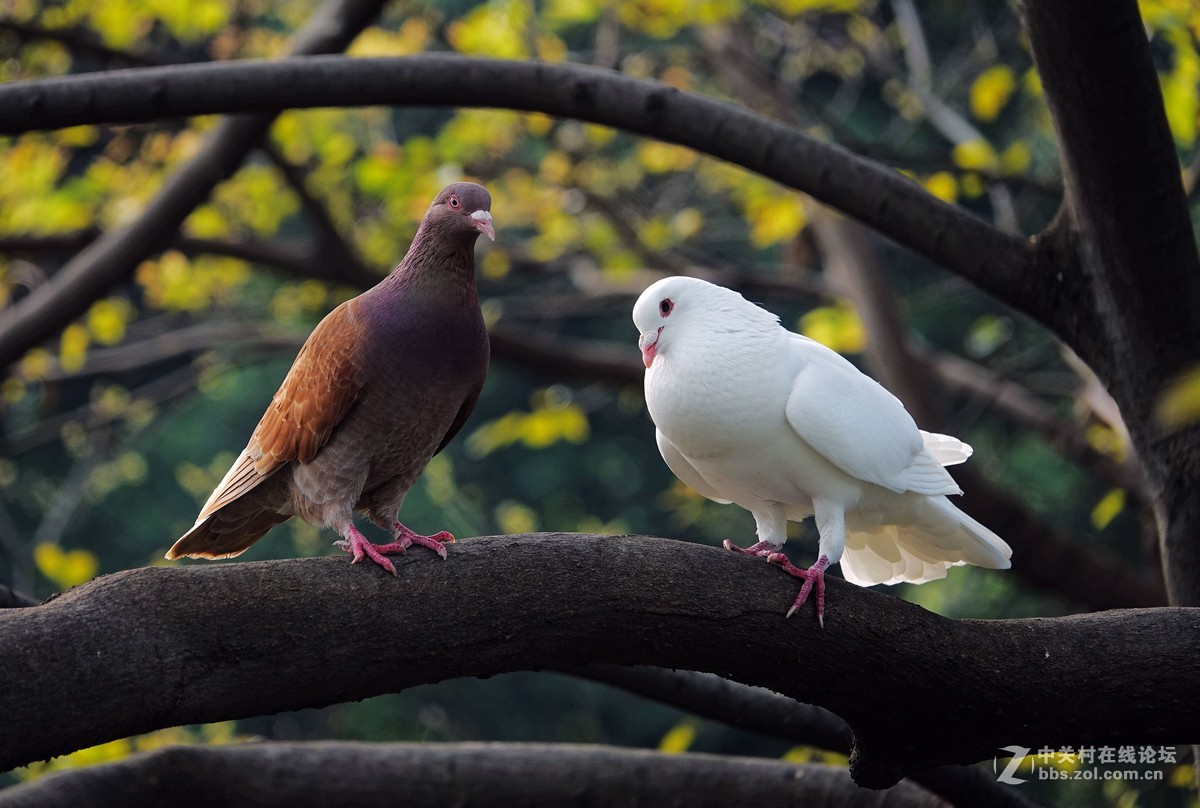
[1,534,1196,788]
[578,666,1041,808]
[0,54,1035,372]
[0,743,946,808]
[1019,0,1200,607]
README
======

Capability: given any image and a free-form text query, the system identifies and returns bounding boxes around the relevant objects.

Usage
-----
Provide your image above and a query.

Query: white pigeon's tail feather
[920,431,973,466]
[840,496,1012,587]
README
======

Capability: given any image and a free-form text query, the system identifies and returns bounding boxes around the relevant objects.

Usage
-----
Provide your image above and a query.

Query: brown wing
[433,385,483,457]
[193,299,368,524]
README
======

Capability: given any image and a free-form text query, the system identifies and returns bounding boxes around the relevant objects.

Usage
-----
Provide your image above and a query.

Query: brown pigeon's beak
[639,327,662,368]
[471,210,495,241]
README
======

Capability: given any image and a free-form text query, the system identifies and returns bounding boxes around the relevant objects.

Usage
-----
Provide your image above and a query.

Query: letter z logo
[995,746,1030,784]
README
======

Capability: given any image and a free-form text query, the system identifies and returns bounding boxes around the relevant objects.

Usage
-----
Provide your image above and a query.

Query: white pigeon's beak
[639,327,662,368]
[470,209,495,241]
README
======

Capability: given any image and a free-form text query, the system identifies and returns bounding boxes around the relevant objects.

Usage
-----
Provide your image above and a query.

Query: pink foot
[334,525,401,576]
[722,539,780,558]
[768,553,829,628]
[371,522,453,561]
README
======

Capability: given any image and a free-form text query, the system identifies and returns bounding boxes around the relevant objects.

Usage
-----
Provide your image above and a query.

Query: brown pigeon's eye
[448,195,461,209]
[660,298,674,316]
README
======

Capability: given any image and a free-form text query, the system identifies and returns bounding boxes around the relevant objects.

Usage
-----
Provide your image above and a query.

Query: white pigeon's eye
[448,195,461,209]
[659,298,674,317]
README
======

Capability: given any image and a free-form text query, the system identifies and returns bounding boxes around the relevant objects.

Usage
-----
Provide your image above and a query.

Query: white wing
[783,335,960,496]
[656,429,732,504]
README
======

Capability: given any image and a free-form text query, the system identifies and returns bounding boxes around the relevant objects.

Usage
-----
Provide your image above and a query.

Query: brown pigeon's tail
[166,507,288,560]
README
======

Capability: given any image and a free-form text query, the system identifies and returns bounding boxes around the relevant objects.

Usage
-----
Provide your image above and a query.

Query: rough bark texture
[1020,0,1200,607]
[1,534,1197,789]
[0,743,946,808]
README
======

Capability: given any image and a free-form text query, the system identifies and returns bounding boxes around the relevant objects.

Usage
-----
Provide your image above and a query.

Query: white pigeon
[632,276,1012,625]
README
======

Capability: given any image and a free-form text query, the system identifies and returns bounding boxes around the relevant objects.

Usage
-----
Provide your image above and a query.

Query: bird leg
[722,539,780,558]
[373,522,455,561]
[334,525,402,576]
[768,553,829,628]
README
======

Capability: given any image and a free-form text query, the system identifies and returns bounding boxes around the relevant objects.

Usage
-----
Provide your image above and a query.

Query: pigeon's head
[633,276,780,368]
[632,276,716,368]
[426,182,495,243]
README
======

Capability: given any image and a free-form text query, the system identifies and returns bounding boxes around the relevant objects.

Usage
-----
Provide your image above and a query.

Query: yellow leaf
[636,141,697,174]
[544,0,601,25]
[638,218,673,251]
[34,543,99,589]
[800,301,866,354]
[782,745,850,765]
[59,322,90,373]
[496,501,539,534]
[1155,365,1200,430]
[923,171,958,203]
[524,113,555,136]
[673,207,704,240]
[447,0,532,59]
[536,33,567,62]
[1160,27,1200,147]
[952,139,999,172]
[959,172,987,198]
[1086,423,1128,461]
[482,249,511,279]
[57,125,98,147]
[87,298,133,345]
[1091,488,1126,531]
[1169,763,1197,789]
[539,150,572,184]
[658,720,699,754]
[1023,68,1043,97]
[969,65,1016,122]
[748,196,806,247]
[1000,141,1031,175]
[18,348,53,380]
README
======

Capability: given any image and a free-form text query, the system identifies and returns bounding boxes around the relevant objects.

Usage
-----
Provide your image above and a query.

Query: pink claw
[722,539,779,558]
[334,526,398,576]
[768,553,829,628]
[375,522,453,561]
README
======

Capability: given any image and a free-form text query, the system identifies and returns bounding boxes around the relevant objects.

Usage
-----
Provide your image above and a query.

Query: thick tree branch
[1,534,1196,788]
[0,54,1038,374]
[578,666,1041,808]
[1019,0,1200,609]
[0,743,945,807]
[0,0,389,373]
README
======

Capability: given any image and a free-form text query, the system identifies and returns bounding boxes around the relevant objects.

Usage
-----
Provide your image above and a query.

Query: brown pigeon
[166,182,494,574]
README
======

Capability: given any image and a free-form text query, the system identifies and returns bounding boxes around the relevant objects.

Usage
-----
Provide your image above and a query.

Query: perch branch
[0,743,943,807]
[0,534,1196,788]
